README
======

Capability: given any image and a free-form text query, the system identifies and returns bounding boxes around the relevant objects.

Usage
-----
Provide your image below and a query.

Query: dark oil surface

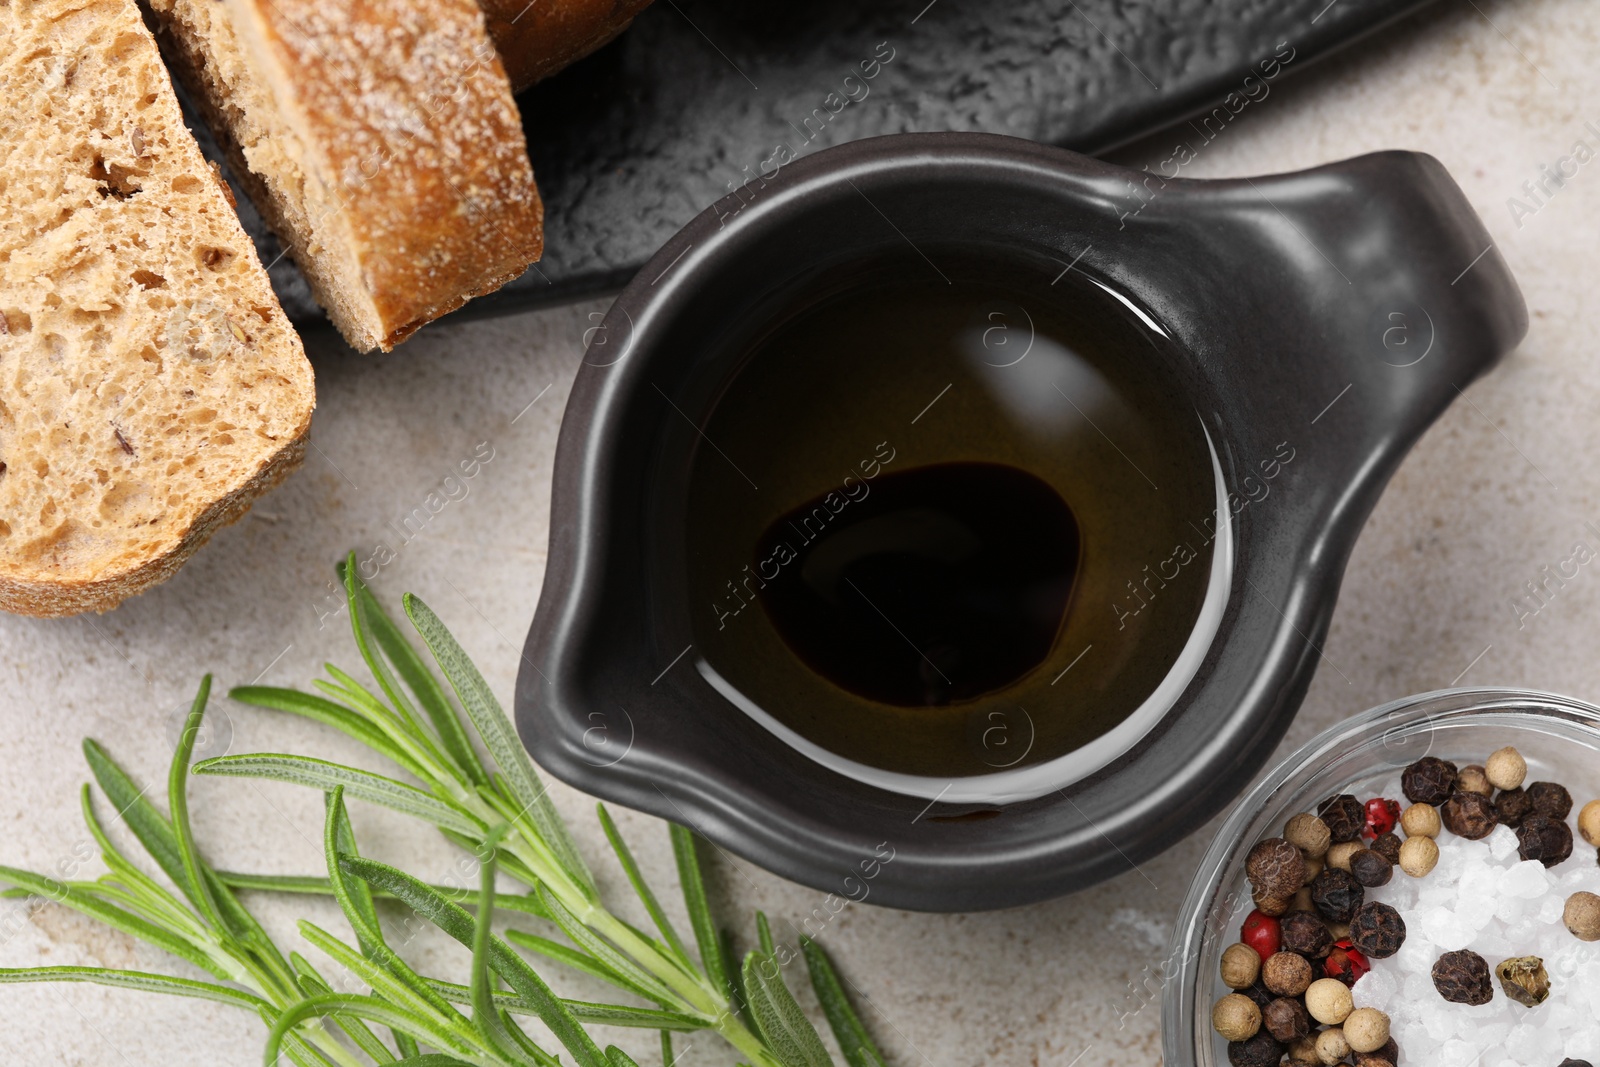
[754,462,1079,707]
[685,267,1218,777]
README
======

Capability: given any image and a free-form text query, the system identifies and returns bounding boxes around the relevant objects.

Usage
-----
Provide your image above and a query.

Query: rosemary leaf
[670,825,730,999]
[740,952,832,1067]
[212,871,545,917]
[403,594,594,896]
[424,980,704,1031]
[503,930,672,1008]
[166,676,230,934]
[342,558,438,751]
[324,787,383,955]
[193,753,484,836]
[227,686,423,777]
[756,912,776,958]
[557,1001,707,1032]
[469,827,540,1067]
[82,739,190,893]
[800,938,888,1067]
[606,1046,642,1067]
[342,558,488,788]
[0,966,270,1012]
[596,805,695,971]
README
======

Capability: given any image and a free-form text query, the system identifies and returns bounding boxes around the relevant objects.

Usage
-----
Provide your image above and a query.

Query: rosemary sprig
[0,558,891,1067]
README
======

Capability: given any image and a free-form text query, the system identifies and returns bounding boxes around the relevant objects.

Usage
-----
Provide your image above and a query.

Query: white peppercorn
[1399,835,1439,877]
[1579,799,1600,847]
[1400,802,1440,838]
[1314,1028,1351,1067]
[1284,812,1332,858]
[1343,1007,1390,1054]
[1305,977,1353,1025]
[1221,942,1262,989]
[1213,993,1262,1041]
[1565,891,1600,942]
[1485,746,1527,791]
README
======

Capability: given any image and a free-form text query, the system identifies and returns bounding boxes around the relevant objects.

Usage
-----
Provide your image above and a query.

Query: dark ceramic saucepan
[514,132,1525,912]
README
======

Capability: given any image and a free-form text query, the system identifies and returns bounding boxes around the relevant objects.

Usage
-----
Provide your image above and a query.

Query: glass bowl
[1162,687,1600,1066]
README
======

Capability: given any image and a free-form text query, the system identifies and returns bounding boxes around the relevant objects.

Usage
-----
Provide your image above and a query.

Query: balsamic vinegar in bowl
[686,266,1224,782]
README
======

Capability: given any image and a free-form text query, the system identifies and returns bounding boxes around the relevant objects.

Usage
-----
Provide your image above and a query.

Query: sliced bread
[145,0,545,353]
[0,0,316,617]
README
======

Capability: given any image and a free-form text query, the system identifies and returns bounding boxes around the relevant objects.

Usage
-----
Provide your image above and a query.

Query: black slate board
[236,0,1436,325]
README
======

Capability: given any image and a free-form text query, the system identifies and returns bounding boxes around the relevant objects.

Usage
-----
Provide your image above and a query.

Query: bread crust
[149,0,544,352]
[0,428,308,617]
[479,0,655,90]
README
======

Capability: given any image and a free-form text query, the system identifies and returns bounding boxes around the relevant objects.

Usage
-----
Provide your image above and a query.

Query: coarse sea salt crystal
[1488,824,1520,860]
[1501,859,1548,898]
[1421,1001,1460,1042]
[1353,965,1397,1007]
[1494,890,1529,923]
[1402,969,1435,999]
[1536,891,1567,923]
[1568,1028,1600,1061]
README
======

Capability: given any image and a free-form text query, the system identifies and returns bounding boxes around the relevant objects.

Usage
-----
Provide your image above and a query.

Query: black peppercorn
[1261,996,1310,1042]
[1441,791,1498,839]
[1318,794,1366,843]
[1228,1031,1285,1067]
[1371,831,1402,865]
[1517,814,1574,868]
[1527,781,1574,820]
[1558,1060,1594,1067]
[1240,980,1275,1008]
[1310,867,1364,923]
[1432,949,1494,1005]
[1402,756,1458,805]
[1280,911,1333,960]
[1355,1038,1400,1067]
[1349,848,1394,888]
[1494,786,1533,828]
[1247,838,1307,900]
[1349,901,1406,959]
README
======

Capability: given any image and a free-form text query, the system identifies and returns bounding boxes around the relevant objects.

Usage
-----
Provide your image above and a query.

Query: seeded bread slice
[145,0,545,353]
[0,0,315,618]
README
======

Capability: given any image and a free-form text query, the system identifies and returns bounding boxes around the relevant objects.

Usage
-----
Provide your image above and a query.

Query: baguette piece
[145,0,544,353]
[479,0,656,91]
[0,0,315,617]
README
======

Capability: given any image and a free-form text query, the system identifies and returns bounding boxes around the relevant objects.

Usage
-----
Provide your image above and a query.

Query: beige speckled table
[4,1,1598,1062]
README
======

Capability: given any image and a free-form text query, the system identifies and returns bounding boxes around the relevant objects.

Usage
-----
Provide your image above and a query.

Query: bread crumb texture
[152,0,543,352]
[0,0,314,616]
